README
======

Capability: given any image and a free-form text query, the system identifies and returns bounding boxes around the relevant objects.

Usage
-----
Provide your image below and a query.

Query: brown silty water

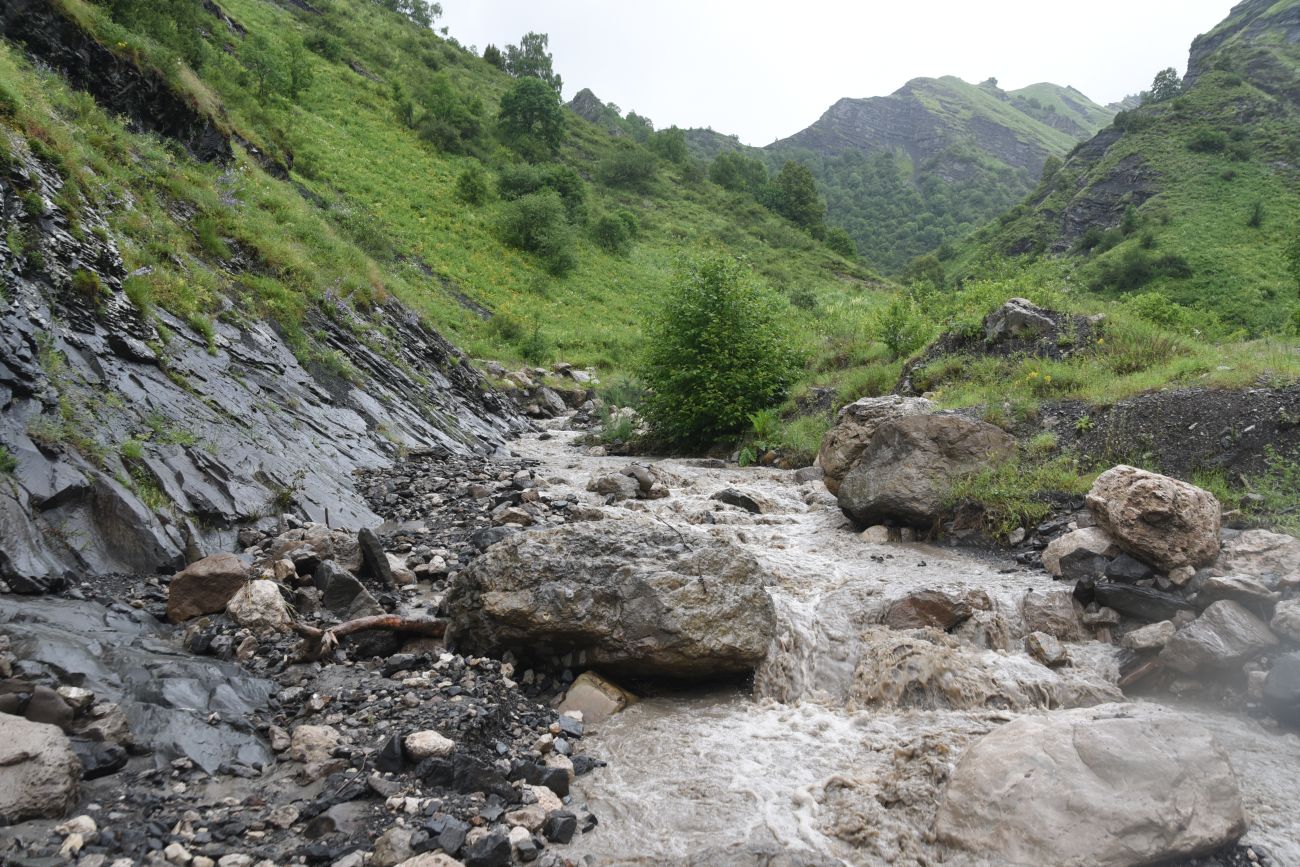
[513,425,1300,866]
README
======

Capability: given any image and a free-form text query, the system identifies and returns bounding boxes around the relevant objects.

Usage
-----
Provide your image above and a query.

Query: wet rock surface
[837,413,1016,527]
[447,519,776,678]
[935,703,1247,866]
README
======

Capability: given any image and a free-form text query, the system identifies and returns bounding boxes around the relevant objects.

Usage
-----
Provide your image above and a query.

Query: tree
[241,33,287,99]
[505,32,562,93]
[649,126,688,164]
[482,44,505,70]
[286,36,314,101]
[624,111,653,143]
[773,161,825,231]
[640,253,800,447]
[1147,67,1182,103]
[416,74,485,154]
[901,254,945,290]
[709,152,767,194]
[497,77,565,160]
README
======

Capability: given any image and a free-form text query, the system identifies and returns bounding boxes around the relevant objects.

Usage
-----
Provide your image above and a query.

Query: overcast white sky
[441,1,1236,145]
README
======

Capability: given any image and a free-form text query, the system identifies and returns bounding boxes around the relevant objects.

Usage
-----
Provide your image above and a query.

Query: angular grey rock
[1213,528,1300,581]
[1160,600,1278,673]
[1271,598,1300,643]
[358,527,395,589]
[837,414,1015,527]
[816,395,934,495]
[1021,590,1087,641]
[447,519,776,678]
[1042,526,1119,577]
[1120,620,1177,651]
[1085,465,1221,572]
[935,703,1247,866]
[1025,631,1068,667]
[0,714,81,823]
[1263,652,1300,725]
[984,297,1056,341]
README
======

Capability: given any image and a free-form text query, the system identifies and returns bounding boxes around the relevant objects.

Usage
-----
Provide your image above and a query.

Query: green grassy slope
[953,0,1300,336]
[1008,82,1114,137]
[2,0,880,380]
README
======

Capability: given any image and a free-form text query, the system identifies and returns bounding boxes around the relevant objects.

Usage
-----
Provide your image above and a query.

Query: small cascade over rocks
[500,424,1300,867]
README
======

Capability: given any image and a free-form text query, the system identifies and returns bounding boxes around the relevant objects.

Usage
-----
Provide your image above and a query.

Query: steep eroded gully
[512,424,1300,866]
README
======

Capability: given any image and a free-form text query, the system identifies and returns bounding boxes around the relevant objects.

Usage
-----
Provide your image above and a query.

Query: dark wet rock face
[0,597,274,775]
[0,0,231,163]
[0,144,525,590]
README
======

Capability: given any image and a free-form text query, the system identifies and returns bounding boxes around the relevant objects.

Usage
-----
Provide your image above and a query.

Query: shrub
[1247,201,1264,229]
[592,213,634,255]
[454,165,489,205]
[496,163,585,221]
[496,191,576,276]
[0,444,15,474]
[876,295,931,360]
[825,227,857,258]
[1187,128,1227,153]
[640,253,801,447]
[597,141,657,191]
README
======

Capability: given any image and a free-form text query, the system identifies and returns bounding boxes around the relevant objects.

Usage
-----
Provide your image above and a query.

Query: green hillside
[686,75,1112,274]
[953,0,1300,336]
[0,0,879,380]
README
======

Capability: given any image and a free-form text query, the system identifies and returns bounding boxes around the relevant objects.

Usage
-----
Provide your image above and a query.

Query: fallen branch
[292,615,447,661]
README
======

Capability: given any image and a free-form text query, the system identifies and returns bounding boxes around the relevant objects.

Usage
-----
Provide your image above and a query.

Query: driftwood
[292,615,446,661]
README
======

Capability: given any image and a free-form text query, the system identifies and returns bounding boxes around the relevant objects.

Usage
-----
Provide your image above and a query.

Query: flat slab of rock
[837,414,1015,527]
[446,519,776,678]
[1042,527,1118,578]
[1085,465,1221,572]
[1160,599,1277,673]
[558,671,637,725]
[935,703,1246,866]
[165,553,248,622]
[1213,528,1300,581]
[0,714,81,823]
[817,395,933,495]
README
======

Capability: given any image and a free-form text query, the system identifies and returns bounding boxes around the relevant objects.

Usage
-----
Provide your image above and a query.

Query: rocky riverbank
[4,411,1300,866]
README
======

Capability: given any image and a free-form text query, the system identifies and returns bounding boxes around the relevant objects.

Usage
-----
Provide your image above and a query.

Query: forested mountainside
[954,0,1300,335]
[675,75,1113,272]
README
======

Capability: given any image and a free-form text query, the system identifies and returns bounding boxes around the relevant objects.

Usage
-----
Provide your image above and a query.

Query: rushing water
[515,426,1300,866]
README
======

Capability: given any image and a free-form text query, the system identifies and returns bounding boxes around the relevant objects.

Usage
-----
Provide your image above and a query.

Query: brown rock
[557,671,637,725]
[1085,465,1221,572]
[837,414,1016,527]
[882,590,972,631]
[817,395,934,494]
[1159,600,1277,673]
[1021,590,1087,642]
[166,553,249,622]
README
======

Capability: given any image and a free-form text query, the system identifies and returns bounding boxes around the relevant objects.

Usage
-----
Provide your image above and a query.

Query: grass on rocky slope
[955,68,1300,336]
[6,0,881,381]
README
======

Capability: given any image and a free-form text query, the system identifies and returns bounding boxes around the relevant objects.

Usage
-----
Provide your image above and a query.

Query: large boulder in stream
[0,714,81,823]
[1085,465,1221,572]
[817,395,934,494]
[837,414,1015,527]
[935,703,1246,866]
[446,519,775,678]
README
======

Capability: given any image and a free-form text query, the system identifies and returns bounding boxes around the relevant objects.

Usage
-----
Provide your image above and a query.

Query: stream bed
[516,426,1300,866]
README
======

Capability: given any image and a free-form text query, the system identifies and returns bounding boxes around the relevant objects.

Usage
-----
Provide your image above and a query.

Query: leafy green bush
[1187,127,1227,153]
[640,253,800,447]
[496,163,586,221]
[0,444,15,474]
[495,191,576,276]
[876,295,931,360]
[591,213,636,255]
[825,227,856,258]
[597,141,657,191]
[454,165,489,205]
